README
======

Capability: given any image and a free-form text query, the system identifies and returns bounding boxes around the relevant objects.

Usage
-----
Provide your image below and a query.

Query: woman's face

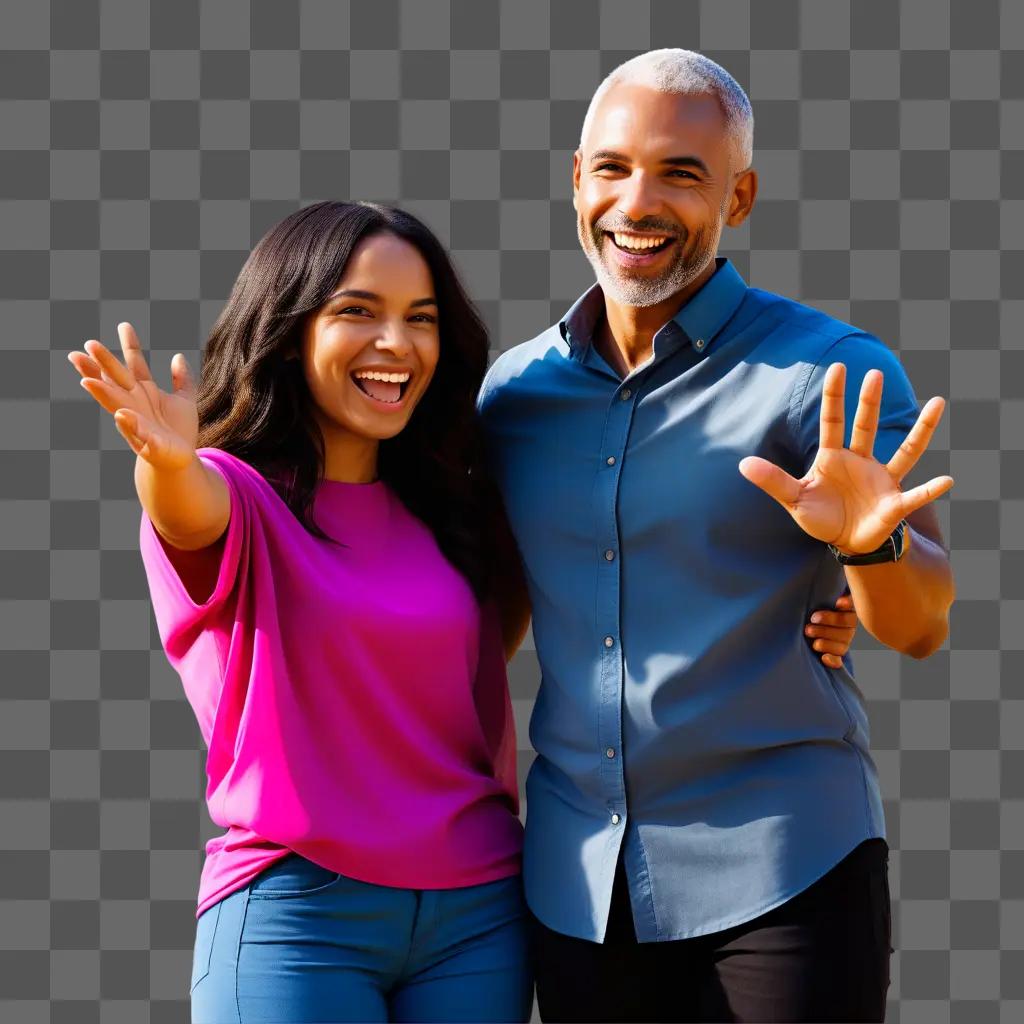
[300,231,441,442]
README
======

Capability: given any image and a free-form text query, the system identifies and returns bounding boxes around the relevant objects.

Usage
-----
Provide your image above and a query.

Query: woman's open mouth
[604,231,677,267]
[351,370,412,411]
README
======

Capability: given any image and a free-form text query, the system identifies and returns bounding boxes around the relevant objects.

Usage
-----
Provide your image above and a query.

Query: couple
[67,49,954,1024]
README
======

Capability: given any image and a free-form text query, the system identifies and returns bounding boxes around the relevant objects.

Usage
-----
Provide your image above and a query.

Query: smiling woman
[64,200,534,1023]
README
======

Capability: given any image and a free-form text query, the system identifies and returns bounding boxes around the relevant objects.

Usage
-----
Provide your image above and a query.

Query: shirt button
[606,456,616,466]
[604,635,614,648]
[620,388,632,400]
[695,338,705,350]
[604,549,615,561]
[611,813,621,825]
[606,747,616,759]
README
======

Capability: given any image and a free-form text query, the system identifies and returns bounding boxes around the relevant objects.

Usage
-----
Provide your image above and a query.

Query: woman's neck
[316,418,380,483]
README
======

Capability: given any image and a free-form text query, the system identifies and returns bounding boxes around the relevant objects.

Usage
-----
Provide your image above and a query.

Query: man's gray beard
[577,216,723,309]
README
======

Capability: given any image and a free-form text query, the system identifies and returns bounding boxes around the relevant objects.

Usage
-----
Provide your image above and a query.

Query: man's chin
[590,259,686,308]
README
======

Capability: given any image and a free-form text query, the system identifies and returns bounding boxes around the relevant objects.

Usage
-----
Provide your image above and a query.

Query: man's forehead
[585,84,726,151]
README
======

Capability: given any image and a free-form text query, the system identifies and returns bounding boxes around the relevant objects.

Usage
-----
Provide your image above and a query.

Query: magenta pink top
[138,448,522,918]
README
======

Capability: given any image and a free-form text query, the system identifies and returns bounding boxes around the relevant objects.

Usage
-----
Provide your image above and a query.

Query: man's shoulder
[751,287,863,348]
[478,322,567,409]
[748,287,897,369]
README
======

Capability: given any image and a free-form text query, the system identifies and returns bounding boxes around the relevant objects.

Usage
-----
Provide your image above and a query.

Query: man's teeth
[612,232,669,251]
[353,371,410,383]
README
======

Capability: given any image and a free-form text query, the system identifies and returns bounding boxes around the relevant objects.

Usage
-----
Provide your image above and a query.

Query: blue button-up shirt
[477,257,921,942]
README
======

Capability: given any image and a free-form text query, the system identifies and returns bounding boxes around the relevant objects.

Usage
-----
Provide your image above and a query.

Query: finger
[848,369,883,459]
[899,474,955,517]
[78,375,132,417]
[170,353,195,400]
[83,338,135,391]
[819,362,847,450]
[738,456,802,508]
[834,594,855,610]
[821,653,844,669]
[118,322,154,384]
[67,350,105,380]
[885,396,946,482]
[805,624,855,642]
[809,609,856,628]
[811,638,848,656]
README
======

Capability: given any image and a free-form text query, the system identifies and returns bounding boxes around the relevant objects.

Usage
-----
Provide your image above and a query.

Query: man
[478,49,955,1022]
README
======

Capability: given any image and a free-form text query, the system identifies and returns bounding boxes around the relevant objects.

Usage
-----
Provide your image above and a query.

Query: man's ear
[571,149,582,208]
[726,167,758,227]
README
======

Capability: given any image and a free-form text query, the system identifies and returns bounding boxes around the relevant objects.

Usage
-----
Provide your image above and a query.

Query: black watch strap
[829,519,908,566]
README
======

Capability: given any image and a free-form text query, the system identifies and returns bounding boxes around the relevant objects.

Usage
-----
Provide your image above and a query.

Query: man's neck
[595,260,718,378]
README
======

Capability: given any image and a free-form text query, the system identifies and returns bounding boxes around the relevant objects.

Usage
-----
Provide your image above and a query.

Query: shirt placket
[594,374,639,832]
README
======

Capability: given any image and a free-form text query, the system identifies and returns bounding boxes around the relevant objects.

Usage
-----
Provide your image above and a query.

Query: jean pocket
[190,900,222,994]
[247,853,342,899]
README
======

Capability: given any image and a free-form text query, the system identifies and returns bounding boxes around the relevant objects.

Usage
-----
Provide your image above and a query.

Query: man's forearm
[842,525,955,659]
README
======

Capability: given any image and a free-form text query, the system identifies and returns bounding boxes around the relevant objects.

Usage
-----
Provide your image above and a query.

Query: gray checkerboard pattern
[0,0,1020,1020]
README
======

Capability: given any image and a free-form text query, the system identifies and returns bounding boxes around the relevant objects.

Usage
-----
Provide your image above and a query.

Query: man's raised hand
[67,322,199,473]
[737,362,954,555]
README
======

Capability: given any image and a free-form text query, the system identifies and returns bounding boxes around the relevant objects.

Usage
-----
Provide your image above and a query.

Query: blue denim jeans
[190,852,534,1023]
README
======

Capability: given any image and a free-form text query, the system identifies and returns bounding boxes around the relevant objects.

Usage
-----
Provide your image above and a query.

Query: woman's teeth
[353,370,410,383]
[352,370,409,405]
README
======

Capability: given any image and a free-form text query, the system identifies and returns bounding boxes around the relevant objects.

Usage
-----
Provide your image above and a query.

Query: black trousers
[530,838,892,1023]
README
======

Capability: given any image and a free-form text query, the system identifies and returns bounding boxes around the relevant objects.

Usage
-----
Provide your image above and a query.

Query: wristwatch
[828,519,909,566]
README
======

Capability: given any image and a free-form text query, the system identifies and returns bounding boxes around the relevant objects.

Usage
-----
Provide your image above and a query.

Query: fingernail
[811,613,822,623]
[805,626,814,635]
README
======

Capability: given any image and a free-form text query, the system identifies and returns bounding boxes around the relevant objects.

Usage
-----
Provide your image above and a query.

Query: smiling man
[477,49,955,1022]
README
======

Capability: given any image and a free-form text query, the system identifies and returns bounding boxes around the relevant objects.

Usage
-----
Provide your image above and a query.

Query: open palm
[67,322,199,472]
[738,362,954,555]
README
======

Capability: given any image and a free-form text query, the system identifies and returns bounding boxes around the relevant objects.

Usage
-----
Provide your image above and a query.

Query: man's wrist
[829,519,910,565]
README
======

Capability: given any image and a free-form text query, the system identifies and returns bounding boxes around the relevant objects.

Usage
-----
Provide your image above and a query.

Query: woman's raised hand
[67,323,199,472]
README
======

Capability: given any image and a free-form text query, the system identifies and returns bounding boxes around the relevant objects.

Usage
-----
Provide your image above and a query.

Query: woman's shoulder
[195,448,293,515]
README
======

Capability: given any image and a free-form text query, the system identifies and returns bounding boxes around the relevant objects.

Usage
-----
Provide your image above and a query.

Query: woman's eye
[410,314,437,323]
[338,306,368,316]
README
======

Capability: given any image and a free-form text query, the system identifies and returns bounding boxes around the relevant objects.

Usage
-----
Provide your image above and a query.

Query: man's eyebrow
[589,150,710,175]
[327,289,437,308]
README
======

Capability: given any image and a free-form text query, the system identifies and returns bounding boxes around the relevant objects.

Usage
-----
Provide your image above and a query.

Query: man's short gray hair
[578,48,754,173]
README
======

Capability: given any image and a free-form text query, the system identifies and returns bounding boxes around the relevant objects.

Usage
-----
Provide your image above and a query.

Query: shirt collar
[558,257,749,358]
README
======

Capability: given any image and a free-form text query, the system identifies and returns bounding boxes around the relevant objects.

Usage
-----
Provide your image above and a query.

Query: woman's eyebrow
[328,289,437,308]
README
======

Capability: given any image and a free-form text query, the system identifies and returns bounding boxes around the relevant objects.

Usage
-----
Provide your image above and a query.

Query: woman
[66,201,858,1023]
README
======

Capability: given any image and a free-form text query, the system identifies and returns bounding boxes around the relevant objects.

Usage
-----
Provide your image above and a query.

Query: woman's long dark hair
[195,201,501,604]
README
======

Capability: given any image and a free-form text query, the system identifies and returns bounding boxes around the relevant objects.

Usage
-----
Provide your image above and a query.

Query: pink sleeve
[138,448,255,661]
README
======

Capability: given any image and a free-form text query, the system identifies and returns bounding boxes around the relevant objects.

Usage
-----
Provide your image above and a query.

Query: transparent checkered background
[0,0,1021,1020]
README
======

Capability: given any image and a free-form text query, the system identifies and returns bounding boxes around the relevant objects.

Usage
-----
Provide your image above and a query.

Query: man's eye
[595,163,623,172]
[668,170,696,179]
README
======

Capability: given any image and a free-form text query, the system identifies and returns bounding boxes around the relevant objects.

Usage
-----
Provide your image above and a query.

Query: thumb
[170,353,195,400]
[114,408,171,464]
[113,408,151,457]
[738,456,802,509]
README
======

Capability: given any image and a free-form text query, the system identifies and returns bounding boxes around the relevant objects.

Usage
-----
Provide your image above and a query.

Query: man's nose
[616,171,662,223]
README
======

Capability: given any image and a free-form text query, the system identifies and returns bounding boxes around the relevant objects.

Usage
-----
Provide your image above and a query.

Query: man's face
[573,84,736,308]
